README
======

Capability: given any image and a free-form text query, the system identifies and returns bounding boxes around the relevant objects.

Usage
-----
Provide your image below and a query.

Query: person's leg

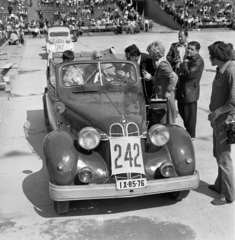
[212,118,235,201]
[177,101,184,122]
[181,101,197,138]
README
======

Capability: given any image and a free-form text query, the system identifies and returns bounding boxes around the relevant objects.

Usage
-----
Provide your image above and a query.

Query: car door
[46,60,58,130]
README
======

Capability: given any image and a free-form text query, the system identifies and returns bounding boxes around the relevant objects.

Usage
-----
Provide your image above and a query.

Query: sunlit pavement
[0,30,234,240]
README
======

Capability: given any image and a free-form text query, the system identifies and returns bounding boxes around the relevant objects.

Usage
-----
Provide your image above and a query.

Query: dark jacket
[176,53,204,103]
[139,53,155,103]
[166,42,188,71]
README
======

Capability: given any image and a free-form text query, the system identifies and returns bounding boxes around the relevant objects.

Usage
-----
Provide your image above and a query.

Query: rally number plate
[56,44,63,52]
[110,137,145,175]
[116,178,147,190]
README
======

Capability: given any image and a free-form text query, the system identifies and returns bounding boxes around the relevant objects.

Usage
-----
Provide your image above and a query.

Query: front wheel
[54,201,70,214]
[170,190,190,201]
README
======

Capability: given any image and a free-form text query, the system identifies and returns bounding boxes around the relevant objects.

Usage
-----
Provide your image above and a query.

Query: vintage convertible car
[43,50,200,214]
[46,26,74,55]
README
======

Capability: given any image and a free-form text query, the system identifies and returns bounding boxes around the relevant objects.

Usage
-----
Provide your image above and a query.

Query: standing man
[166,29,188,75]
[125,44,155,103]
[176,41,204,140]
[207,41,235,205]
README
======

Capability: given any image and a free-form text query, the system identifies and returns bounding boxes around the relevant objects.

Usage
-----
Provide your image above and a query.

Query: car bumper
[49,171,199,201]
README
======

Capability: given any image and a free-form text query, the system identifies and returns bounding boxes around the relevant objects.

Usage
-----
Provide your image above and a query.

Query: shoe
[211,196,233,205]
[208,185,219,192]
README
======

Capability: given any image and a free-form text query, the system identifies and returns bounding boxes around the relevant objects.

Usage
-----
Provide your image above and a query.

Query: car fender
[145,144,172,180]
[43,130,78,185]
[166,124,196,176]
[76,148,109,184]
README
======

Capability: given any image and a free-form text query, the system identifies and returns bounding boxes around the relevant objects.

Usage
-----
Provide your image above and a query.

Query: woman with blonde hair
[143,41,178,123]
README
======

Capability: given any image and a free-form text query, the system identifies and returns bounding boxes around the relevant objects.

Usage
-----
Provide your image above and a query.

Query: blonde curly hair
[146,41,165,58]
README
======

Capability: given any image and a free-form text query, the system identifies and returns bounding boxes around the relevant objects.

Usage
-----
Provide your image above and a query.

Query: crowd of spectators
[0,0,155,46]
[0,0,29,46]
[36,0,153,35]
[157,0,235,30]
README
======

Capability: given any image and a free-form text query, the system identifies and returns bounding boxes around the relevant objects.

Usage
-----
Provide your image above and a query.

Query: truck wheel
[170,190,190,201]
[54,201,70,214]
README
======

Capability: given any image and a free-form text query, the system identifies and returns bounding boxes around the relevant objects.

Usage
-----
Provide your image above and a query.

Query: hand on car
[142,70,152,80]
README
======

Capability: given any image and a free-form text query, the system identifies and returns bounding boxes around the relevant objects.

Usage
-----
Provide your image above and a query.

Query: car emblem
[121,118,127,124]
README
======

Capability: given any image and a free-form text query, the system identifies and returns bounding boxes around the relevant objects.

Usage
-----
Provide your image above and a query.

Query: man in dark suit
[124,44,155,103]
[176,41,204,140]
[166,29,188,75]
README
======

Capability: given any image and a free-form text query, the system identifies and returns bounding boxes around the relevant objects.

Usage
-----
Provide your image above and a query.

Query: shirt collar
[176,42,188,47]
[217,60,231,74]
[156,56,166,66]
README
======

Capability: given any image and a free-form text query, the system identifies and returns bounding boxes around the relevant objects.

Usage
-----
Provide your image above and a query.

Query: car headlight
[148,124,170,146]
[79,168,93,183]
[66,40,70,44]
[78,127,101,150]
[160,162,175,177]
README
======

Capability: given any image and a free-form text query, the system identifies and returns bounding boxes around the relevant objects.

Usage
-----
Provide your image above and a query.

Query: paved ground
[0,30,235,240]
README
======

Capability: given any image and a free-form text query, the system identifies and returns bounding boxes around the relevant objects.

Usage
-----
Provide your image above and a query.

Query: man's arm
[160,62,178,96]
[179,55,204,81]
[166,43,175,66]
[209,72,235,121]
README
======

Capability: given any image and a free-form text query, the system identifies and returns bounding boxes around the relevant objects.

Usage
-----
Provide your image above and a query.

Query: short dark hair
[179,29,188,37]
[124,44,141,57]
[62,50,74,62]
[208,41,233,62]
[188,41,201,51]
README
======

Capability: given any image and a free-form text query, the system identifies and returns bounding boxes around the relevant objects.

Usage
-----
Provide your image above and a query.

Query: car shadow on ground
[22,109,194,218]
[193,180,220,199]
[39,52,47,60]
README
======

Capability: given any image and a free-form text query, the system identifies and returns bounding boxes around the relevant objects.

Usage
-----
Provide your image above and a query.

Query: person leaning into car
[124,44,155,104]
[175,41,204,140]
[207,41,235,206]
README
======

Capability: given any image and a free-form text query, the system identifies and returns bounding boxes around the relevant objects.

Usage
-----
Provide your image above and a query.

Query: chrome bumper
[49,171,200,201]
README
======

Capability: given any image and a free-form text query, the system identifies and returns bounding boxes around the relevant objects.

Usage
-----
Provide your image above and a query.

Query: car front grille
[110,122,139,137]
[55,39,64,44]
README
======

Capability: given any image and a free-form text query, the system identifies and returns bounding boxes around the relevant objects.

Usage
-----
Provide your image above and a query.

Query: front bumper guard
[49,171,199,201]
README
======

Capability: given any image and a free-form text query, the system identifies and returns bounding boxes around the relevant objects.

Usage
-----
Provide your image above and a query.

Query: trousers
[212,115,235,201]
[177,101,197,138]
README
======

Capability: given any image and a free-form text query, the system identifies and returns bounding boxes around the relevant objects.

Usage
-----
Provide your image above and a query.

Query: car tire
[54,201,70,214]
[170,190,190,201]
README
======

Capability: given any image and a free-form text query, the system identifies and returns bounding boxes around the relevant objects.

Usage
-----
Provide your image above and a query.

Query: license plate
[116,178,147,190]
[56,44,63,52]
[110,137,145,175]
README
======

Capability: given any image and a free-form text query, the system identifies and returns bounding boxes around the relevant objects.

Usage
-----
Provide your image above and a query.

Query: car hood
[62,91,147,134]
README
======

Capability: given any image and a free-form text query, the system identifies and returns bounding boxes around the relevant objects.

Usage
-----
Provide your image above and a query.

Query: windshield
[61,62,137,87]
[50,31,69,37]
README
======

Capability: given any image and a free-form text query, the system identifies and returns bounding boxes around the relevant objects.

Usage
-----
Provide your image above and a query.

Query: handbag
[224,119,235,144]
